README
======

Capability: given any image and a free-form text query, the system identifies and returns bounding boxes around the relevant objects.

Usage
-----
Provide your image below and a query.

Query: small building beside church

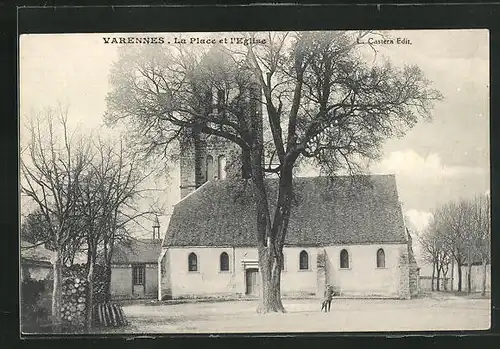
[21,240,53,281]
[110,226,162,299]
[158,175,419,300]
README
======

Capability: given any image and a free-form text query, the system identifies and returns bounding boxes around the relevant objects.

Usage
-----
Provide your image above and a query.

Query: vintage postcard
[19,29,490,335]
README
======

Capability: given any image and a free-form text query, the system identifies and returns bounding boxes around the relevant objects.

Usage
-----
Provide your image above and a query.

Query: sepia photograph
[19,29,490,335]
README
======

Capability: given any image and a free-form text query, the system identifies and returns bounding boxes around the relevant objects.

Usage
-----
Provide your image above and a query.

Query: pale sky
[19,30,490,246]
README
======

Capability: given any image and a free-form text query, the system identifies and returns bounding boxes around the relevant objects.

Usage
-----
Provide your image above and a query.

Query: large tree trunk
[481,259,487,297]
[249,130,287,313]
[51,249,63,333]
[251,170,286,313]
[257,245,285,313]
[431,262,435,292]
[86,257,94,332]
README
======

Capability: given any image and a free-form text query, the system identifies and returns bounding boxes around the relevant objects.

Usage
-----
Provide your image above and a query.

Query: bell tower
[178,47,263,199]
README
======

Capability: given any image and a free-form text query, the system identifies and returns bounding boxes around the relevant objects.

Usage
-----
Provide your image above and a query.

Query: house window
[340,249,349,269]
[206,155,214,181]
[188,252,198,272]
[220,252,229,271]
[299,250,309,270]
[218,155,227,180]
[377,248,386,268]
[132,265,145,285]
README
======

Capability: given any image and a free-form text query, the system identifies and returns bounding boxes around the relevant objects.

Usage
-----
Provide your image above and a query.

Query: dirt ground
[100,293,490,334]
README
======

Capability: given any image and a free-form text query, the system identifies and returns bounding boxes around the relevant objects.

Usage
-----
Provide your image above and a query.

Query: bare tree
[418,220,450,292]
[105,31,442,313]
[76,136,161,331]
[437,248,451,291]
[466,194,490,295]
[21,209,86,267]
[21,107,92,332]
[434,200,471,292]
[418,227,439,291]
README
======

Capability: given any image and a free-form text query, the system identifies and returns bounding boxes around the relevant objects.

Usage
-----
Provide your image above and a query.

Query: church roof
[111,238,162,264]
[163,175,408,248]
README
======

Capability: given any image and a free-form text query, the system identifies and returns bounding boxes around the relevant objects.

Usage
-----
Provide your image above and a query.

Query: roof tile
[163,175,407,247]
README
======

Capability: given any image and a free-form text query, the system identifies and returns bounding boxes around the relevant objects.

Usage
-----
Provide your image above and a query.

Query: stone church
[157,47,419,300]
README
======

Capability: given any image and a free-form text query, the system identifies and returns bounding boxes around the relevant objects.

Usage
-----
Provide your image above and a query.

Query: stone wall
[409,266,420,297]
[179,81,263,199]
[323,244,402,297]
[316,249,326,298]
[397,249,410,300]
[406,229,420,297]
[180,131,243,199]
[179,131,198,199]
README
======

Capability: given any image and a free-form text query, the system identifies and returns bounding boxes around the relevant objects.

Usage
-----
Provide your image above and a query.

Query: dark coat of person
[324,286,334,301]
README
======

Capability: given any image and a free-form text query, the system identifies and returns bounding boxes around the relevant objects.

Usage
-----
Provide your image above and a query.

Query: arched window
[377,248,386,268]
[299,250,309,270]
[218,155,227,180]
[340,249,349,269]
[220,252,229,271]
[188,252,198,272]
[206,155,214,181]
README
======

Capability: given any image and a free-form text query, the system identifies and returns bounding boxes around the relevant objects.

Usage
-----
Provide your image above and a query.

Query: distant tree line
[418,194,490,295]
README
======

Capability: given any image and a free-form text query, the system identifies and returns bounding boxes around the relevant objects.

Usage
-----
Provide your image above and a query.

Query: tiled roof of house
[111,238,162,264]
[163,175,407,248]
[21,240,53,264]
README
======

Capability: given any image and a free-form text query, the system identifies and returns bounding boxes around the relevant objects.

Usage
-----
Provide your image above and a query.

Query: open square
[101,294,490,333]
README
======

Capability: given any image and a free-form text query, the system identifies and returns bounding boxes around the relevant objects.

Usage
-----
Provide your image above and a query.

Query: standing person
[321,284,334,312]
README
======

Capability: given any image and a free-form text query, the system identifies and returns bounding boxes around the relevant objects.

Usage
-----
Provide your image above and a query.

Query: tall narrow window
[132,265,145,285]
[206,155,214,181]
[218,155,227,180]
[217,89,225,112]
[377,248,386,268]
[220,252,229,271]
[206,90,214,113]
[340,249,349,269]
[299,250,309,270]
[188,252,198,272]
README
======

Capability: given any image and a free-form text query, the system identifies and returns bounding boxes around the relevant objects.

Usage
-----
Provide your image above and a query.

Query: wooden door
[246,269,259,295]
[132,265,146,298]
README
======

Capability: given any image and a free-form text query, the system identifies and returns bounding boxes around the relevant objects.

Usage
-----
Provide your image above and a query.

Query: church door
[245,269,260,295]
